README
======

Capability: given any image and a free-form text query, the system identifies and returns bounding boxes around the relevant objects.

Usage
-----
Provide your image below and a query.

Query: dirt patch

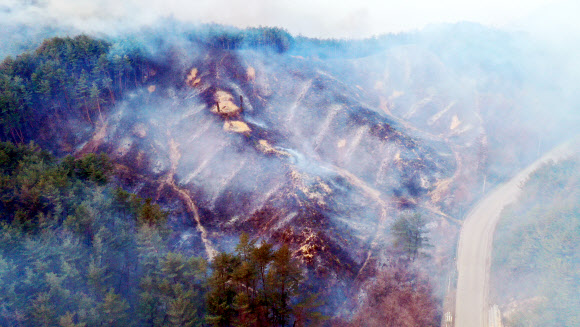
[77,121,108,155]
[379,96,393,116]
[393,151,402,163]
[429,148,461,204]
[429,178,452,203]
[450,114,461,130]
[247,66,256,81]
[186,68,201,87]
[212,90,241,115]
[224,120,251,133]
[257,139,290,156]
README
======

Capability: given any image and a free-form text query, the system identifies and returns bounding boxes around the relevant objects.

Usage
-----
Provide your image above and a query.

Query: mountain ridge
[1,21,578,321]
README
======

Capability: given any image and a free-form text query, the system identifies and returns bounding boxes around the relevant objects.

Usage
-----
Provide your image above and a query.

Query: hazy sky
[1,0,578,39]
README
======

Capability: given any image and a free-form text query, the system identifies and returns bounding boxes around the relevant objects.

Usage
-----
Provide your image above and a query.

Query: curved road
[454,137,578,327]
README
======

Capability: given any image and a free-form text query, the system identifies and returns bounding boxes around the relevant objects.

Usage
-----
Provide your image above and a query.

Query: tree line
[0,141,326,326]
[0,35,147,144]
[0,31,404,147]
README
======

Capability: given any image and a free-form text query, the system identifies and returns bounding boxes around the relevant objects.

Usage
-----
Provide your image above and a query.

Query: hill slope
[1,22,579,315]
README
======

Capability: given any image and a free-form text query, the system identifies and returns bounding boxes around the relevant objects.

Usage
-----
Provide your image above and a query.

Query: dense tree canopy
[492,157,580,326]
[0,35,146,144]
[0,143,323,326]
[0,141,198,326]
[205,233,324,327]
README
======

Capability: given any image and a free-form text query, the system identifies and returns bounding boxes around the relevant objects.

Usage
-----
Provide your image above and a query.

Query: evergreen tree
[206,252,239,326]
[99,289,129,326]
[391,212,430,261]
[59,312,87,327]
[206,234,311,327]
[268,244,302,326]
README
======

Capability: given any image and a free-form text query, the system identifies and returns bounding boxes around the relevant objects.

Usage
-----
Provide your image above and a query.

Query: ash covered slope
[4,22,577,293]
[90,38,455,280]
[67,23,578,279]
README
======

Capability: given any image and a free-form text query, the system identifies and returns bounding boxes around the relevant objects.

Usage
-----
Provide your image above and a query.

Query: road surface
[454,137,578,327]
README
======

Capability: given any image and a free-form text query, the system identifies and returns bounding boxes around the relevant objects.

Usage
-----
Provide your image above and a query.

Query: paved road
[454,137,578,327]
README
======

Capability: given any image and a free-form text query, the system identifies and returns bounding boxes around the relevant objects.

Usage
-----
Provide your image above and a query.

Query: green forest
[0,141,329,326]
[0,35,148,145]
[491,156,580,326]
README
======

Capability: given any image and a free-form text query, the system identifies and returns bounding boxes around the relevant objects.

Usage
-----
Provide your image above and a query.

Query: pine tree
[28,292,57,327]
[206,252,239,327]
[391,213,430,261]
[99,289,129,326]
[167,285,199,327]
[89,82,103,121]
[268,244,302,326]
[292,294,328,327]
[59,312,86,327]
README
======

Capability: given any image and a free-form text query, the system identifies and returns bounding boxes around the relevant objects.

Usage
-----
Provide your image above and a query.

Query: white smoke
[1,0,572,38]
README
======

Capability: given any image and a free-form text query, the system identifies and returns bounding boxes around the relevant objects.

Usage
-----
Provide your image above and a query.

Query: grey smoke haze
[2,0,579,47]
[3,0,576,35]
[1,0,578,203]
[1,0,579,321]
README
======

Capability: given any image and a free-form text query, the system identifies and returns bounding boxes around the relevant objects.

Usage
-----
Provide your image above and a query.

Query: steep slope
[2,23,578,312]
[81,45,456,288]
